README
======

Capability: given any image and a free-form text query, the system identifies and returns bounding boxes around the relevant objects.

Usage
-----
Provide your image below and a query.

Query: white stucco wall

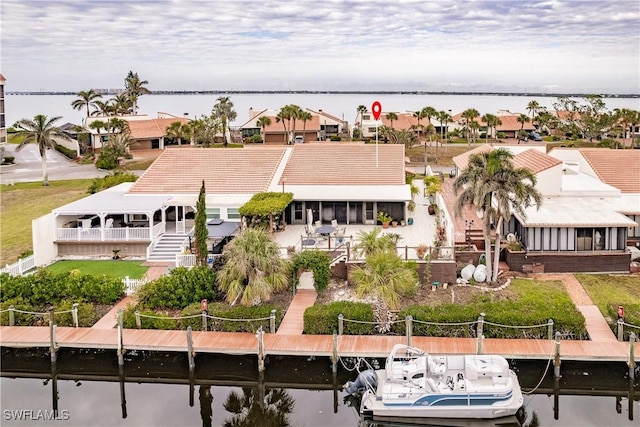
[535,165,563,196]
[548,149,597,178]
[32,214,57,267]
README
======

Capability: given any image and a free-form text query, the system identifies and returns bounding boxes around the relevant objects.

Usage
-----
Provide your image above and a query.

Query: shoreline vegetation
[7,90,639,98]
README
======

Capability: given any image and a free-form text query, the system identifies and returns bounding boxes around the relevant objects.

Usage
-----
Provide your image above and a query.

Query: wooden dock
[1,273,638,366]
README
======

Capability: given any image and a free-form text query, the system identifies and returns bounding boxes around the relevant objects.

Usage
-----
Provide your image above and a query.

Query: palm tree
[421,106,437,145]
[212,96,237,146]
[276,105,294,144]
[92,99,115,116]
[299,110,312,142]
[71,89,103,118]
[216,228,291,306]
[124,70,151,114]
[165,121,191,145]
[385,112,398,129]
[482,113,502,144]
[353,227,397,258]
[351,250,418,310]
[527,100,540,124]
[14,115,72,186]
[356,105,368,139]
[461,108,479,145]
[453,148,542,282]
[517,113,530,141]
[288,105,304,141]
[256,116,272,143]
[413,109,427,142]
[436,110,452,143]
[111,93,134,115]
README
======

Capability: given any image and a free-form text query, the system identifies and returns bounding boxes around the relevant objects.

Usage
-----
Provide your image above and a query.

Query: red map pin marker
[371,101,382,120]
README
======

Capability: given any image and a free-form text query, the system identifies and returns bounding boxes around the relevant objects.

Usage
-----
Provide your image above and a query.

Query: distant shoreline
[6,90,639,98]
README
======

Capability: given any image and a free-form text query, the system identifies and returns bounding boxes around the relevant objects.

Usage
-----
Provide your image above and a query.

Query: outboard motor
[343,369,378,395]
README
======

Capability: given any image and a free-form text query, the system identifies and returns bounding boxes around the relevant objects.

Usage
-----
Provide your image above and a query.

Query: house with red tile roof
[240,107,348,144]
[360,111,421,139]
[449,145,638,273]
[32,143,410,264]
[85,113,190,151]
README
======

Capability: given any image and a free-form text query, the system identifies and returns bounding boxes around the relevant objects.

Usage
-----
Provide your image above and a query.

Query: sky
[1,0,639,93]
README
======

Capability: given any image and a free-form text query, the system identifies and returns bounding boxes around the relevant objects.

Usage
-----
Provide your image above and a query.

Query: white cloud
[1,0,638,93]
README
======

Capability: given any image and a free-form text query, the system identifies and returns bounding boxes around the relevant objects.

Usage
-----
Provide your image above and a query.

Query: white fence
[122,276,148,295]
[1,255,36,276]
[175,254,219,268]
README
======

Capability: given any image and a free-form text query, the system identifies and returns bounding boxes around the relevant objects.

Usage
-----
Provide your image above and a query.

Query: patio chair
[315,220,322,228]
[105,218,114,228]
[331,219,338,228]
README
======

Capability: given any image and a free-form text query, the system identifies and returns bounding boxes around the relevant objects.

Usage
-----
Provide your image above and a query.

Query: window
[227,208,240,219]
[206,208,220,219]
[367,127,377,133]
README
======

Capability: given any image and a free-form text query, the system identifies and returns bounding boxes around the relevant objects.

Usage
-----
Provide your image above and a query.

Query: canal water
[1,348,638,426]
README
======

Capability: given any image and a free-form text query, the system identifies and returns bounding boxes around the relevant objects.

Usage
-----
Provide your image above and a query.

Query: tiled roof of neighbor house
[128,147,287,194]
[512,149,562,174]
[307,108,345,124]
[379,113,421,130]
[452,144,493,170]
[578,148,640,193]
[128,117,190,139]
[496,115,535,131]
[262,115,321,133]
[555,110,582,121]
[280,143,405,185]
[0,73,5,82]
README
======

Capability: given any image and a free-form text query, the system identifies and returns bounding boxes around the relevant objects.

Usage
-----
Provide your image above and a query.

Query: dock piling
[338,314,344,335]
[547,319,554,340]
[476,313,485,355]
[629,332,636,380]
[187,327,195,373]
[270,309,276,333]
[331,331,338,374]
[554,331,562,378]
[48,306,57,363]
[257,327,265,372]
[405,315,413,347]
[72,303,79,328]
[117,309,124,366]
[8,305,14,326]
[201,311,207,331]
[617,319,624,341]
[135,311,141,329]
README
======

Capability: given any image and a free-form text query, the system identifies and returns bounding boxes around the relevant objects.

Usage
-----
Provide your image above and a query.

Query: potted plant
[377,211,393,228]
[407,200,416,225]
[112,249,121,260]
[415,243,428,259]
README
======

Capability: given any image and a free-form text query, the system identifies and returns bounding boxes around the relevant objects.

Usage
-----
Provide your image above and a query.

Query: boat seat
[425,377,439,392]
[427,355,446,376]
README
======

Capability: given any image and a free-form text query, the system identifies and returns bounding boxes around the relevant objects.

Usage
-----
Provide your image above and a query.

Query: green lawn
[1,179,92,265]
[45,260,148,279]
[576,274,640,324]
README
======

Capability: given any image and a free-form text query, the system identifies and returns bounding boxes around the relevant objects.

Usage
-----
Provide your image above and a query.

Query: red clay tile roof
[452,144,493,170]
[0,73,6,82]
[128,146,287,194]
[281,143,405,185]
[512,149,562,174]
[578,148,640,193]
[262,115,321,133]
[380,113,422,130]
[126,118,190,140]
[496,114,535,131]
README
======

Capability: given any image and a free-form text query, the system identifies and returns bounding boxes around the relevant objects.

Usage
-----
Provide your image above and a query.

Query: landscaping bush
[0,270,123,306]
[88,172,138,194]
[329,135,341,141]
[179,302,206,331]
[2,156,15,165]
[121,305,177,330]
[136,266,219,309]
[53,300,99,327]
[304,301,375,335]
[208,304,279,332]
[0,298,38,326]
[292,250,331,292]
[55,144,77,160]
[246,134,263,144]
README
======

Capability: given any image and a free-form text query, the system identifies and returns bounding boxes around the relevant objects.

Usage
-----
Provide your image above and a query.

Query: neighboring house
[451,144,638,273]
[361,112,420,139]
[240,107,348,144]
[85,113,190,151]
[0,73,6,146]
[32,143,410,265]
[495,113,536,138]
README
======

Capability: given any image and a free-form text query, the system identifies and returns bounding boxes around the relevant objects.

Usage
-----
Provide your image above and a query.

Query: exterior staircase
[146,234,189,262]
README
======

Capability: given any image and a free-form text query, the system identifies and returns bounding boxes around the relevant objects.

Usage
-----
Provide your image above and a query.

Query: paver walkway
[91,263,170,329]
[277,272,317,335]
[533,273,617,342]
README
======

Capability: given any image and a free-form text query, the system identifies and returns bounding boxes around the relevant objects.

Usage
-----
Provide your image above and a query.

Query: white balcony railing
[56,226,153,242]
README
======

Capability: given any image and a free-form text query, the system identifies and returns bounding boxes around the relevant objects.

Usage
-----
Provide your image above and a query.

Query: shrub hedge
[304,301,375,335]
[0,270,124,305]
[135,266,219,309]
[87,172,138,194]
[0,297,99,327]
[292,250,331,292]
